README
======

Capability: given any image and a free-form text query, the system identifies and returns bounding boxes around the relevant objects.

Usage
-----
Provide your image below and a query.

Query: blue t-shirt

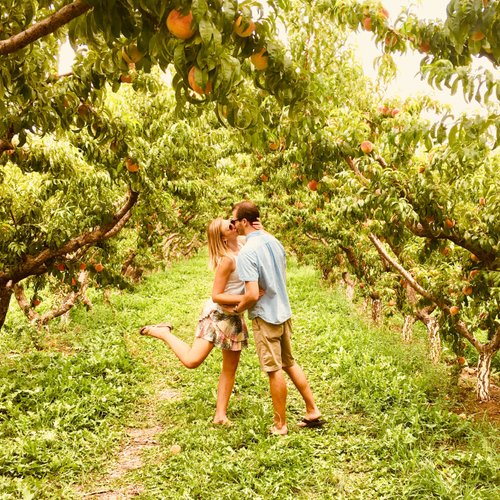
[237,230,292,324]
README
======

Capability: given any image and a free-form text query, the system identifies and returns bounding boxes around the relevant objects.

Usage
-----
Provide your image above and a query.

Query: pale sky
[351,0,497,114]
[59,0,496,114]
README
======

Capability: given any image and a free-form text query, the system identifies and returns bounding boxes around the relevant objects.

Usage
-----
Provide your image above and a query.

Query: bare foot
[140,323,172,340]
[213,418,232,427]
[269,425,288,436]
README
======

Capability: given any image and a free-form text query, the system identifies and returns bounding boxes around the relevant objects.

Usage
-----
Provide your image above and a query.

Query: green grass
[1,251,499,499]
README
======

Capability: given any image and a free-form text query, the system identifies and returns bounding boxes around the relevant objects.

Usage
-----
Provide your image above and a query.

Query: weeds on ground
[1,252,499,498]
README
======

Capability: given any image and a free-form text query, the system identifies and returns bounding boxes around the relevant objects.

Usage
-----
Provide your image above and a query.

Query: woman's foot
[140,322,173,339]
[213,417,232,426]
[270,424,288,436]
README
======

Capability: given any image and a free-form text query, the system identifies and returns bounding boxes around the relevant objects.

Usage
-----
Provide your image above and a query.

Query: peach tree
[241,0,499,401]
[0,0,308,330]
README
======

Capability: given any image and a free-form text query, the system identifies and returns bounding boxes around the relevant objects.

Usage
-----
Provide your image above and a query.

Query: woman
[140,218,256,425]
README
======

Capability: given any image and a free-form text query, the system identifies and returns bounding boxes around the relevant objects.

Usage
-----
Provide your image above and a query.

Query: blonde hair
[207,217,231,270]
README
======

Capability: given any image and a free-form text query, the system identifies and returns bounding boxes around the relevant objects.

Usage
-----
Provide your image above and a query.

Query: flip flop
[298,417,325,429]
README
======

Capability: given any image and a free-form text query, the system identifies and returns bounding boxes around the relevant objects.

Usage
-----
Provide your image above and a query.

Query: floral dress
[194,255,248,351]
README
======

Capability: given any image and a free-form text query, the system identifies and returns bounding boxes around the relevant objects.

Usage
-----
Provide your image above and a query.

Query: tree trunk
[362,297,369,312]
[341,272,355,301]
[477,349,493,402]
[402,315,415,343]
[371,298,381,325]
[0,284,13,330]
[415,307,441,363]
[427,317,441,364]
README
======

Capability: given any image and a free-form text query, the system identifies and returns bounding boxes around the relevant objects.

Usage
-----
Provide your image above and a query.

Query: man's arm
[233,280,260,314]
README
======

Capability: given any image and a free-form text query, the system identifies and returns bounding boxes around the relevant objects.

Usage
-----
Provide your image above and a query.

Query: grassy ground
[1,251,499,499]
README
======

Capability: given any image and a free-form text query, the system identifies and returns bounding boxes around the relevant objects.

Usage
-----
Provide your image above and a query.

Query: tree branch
[13,284,38,322]
[0,0,92,56]
[368,232,448,309]
[1,189,138,283]
[344,156,370,185]
[406,220,496,266]
[305,232,328,246]
[454,320,484,352]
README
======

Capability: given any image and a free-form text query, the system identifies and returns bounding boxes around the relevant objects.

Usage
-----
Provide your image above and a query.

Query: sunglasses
[229,218,242,227]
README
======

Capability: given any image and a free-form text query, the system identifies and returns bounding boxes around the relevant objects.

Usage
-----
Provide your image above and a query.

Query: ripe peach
[418,41,431,53]
[470,31,485,41]
[307,180,318,191]
[233,16,255,37]
[167,10,195,40]
[360,141,374,154]
[250,47,269,70]
[188,67,212,95]
[125,159,139,172]
[362,17,372,31]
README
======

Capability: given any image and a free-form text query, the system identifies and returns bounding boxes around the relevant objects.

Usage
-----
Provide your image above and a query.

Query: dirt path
[76,389,181,499]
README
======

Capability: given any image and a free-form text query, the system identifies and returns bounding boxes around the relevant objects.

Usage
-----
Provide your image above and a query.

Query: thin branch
[305,232,328,246]
[368,232,448,308]
[0,0,92,56]
[344,156,370,185]
[454,320,484,351]
[0,139,14,154]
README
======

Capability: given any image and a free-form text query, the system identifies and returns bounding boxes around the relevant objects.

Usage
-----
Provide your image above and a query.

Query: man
[230,201,322,435]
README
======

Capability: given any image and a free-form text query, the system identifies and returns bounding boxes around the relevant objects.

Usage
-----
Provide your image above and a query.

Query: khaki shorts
[252,317,295,372]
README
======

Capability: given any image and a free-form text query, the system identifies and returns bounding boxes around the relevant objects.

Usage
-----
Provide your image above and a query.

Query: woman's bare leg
[141,325,213,369]
[213,349,241,425]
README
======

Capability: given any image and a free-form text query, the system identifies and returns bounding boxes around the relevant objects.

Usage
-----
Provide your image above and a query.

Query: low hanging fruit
[250,47,269,70]
[360,141,373,154]
[233,16,255,37]
[125,159,139,172]
[166,10,195,40]
[188,67,212,95]
[307,180,318,191]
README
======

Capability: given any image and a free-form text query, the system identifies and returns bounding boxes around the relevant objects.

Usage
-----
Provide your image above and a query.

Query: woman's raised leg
[213,349,241,425]
[141,325,213,369]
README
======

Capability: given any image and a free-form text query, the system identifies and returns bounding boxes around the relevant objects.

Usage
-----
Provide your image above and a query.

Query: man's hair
[233,201,260,223]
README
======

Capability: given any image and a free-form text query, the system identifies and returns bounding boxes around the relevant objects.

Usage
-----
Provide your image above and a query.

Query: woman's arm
[211,256,243,306]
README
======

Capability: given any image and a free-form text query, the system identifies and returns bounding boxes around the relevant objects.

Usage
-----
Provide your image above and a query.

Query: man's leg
[268,369,288,435]
[283,363,321,422]
[280,320,321,423]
